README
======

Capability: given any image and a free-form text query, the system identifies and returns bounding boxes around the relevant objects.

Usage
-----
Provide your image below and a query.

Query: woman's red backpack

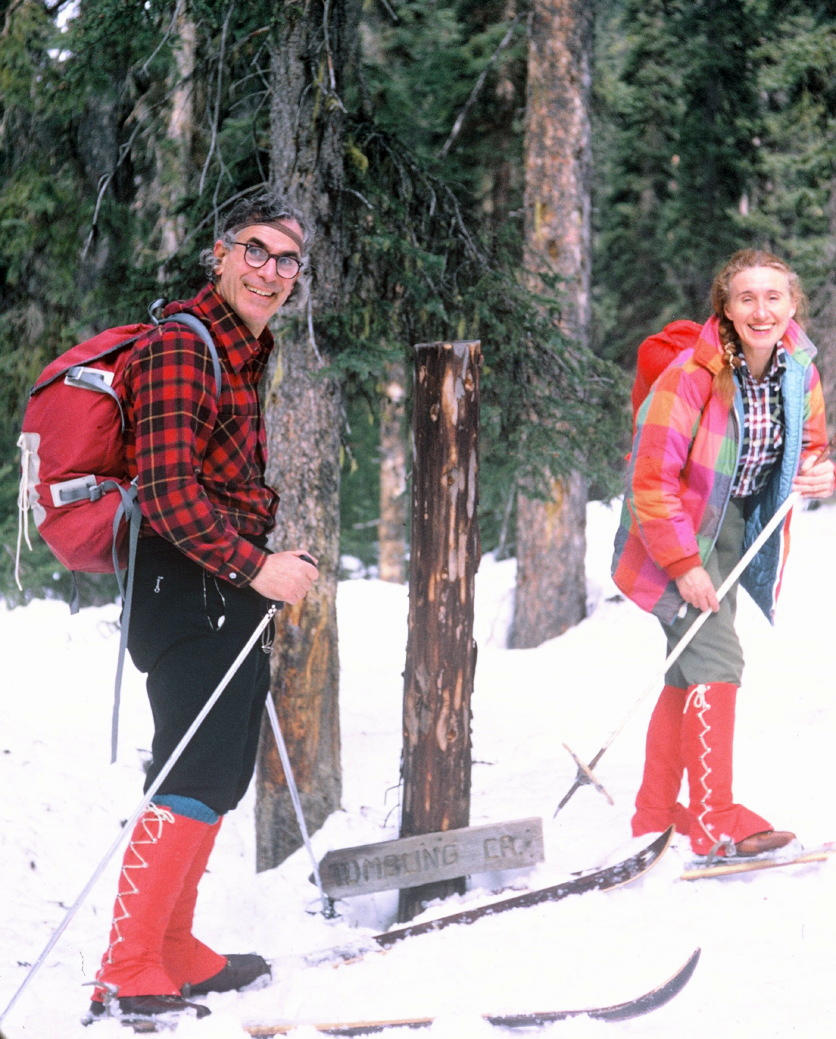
[630,319,702,430]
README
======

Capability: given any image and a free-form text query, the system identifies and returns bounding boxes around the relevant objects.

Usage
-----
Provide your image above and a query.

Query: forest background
[1,0,834,862]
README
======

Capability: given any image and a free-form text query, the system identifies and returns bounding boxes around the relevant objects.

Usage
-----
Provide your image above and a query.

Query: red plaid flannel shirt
[123,283,279,586]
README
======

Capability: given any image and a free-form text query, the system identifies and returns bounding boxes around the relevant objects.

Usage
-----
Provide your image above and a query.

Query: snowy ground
[1,499,834,1039]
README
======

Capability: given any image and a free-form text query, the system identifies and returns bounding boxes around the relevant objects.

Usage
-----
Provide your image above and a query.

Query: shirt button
[228,572,238,580]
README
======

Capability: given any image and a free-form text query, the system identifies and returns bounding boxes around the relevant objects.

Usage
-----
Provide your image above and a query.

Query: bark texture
[398,340,481,922]
[378,359,407,583]
[511,472,588,648]
[156,1,194,260]
[511,0,593,648]
[255,1,361,870]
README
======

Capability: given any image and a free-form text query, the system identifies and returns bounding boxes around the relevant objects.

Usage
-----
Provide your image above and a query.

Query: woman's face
[724,266,796,369]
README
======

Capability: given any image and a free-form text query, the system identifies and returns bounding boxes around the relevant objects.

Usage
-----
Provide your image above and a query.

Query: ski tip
[628,825,674,868]
[590,946,701,1022]
[652,825,675,855]
[653,947,701,1006]
[651,947,701,1010]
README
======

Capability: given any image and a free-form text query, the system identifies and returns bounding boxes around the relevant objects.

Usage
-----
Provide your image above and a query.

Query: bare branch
[199,3,234,194]
[437,13,523,160]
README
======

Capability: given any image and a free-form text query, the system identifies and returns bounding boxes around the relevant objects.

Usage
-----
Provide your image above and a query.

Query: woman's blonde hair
[709,249,807,402]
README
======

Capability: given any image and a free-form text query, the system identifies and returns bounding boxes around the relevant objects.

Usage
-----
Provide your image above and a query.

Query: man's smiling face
[212,220,302,337]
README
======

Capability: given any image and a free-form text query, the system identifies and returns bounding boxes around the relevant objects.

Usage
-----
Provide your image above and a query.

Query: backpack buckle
[51,474,100,506]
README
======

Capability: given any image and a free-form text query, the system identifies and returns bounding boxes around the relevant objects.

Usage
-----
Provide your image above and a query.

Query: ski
[243,947,701,1036]
[368,825,673,952]
[308,827,674,963]
[681,842,834,881]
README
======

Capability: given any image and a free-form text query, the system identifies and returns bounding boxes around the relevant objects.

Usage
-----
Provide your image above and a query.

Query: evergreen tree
[740,1,834,294]
[664,0,761,316]
[592,0,686,360]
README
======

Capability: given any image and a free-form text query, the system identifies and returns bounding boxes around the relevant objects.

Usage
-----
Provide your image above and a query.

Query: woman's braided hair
[709,249,806,403]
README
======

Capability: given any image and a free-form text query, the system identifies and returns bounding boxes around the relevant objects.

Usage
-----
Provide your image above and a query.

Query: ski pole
[554,437,834,819]
[0,603,278,1029]
[264,694,335,918]
[261,552,335,918]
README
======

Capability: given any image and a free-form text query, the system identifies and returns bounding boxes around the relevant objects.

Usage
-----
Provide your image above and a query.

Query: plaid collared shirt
[123,283,279,586]
[731,344,787,498]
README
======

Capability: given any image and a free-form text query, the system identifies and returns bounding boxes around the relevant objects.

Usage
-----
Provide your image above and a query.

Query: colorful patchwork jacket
[611,315,828,625]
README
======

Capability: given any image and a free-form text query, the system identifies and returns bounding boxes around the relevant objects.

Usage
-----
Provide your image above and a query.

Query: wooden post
[398,339,482,923]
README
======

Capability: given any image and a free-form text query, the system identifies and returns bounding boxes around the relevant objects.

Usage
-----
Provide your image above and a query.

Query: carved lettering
[361,857,383,882]
[422,847,440,870]
[318,818,544,896]
[326,858,360,887]
[442,843,458,865]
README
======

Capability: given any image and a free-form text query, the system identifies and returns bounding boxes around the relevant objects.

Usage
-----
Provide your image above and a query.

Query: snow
[2,499,835,1039]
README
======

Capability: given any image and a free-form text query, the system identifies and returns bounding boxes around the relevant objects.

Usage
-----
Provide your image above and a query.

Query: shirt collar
[168,283,275,373]
[736,342,787,383]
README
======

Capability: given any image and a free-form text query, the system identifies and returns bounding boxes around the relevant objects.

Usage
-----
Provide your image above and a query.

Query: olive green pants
[660,497,746,687]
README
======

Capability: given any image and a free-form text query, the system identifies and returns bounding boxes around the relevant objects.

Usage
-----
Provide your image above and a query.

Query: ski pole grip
[271,552,317,611]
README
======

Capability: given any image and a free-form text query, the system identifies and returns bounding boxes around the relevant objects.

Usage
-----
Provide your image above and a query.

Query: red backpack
[17,304,219,582]
[630,319,702,429]
[16,304,220,760]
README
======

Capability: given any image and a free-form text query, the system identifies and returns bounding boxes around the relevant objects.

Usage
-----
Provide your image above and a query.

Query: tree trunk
[157,0,194,260]
[510,473,587,648]
[257,347,342,872]
[398,340,481,923]
[255,1,361,870]
[511,0,593,648]
[378,359,407,583]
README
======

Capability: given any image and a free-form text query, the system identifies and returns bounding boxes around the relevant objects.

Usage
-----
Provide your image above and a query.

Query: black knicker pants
[127,535,272,816]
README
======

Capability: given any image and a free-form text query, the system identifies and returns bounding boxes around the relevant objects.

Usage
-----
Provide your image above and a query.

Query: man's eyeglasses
[231,241,301,279]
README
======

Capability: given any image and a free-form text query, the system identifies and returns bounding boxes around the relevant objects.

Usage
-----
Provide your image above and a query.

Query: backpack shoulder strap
[107,306,222,762]
[158,311,223,400]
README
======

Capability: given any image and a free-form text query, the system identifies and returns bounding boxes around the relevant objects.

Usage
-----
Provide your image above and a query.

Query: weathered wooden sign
[317,817,544,897]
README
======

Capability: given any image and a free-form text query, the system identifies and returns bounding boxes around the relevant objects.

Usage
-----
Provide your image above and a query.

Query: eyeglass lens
[237,242,300,277]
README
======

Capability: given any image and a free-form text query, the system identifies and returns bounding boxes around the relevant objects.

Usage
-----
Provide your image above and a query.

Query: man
[87,191,318,1024]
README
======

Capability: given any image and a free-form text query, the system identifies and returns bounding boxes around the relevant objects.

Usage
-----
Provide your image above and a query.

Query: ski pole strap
[107,481,142,762]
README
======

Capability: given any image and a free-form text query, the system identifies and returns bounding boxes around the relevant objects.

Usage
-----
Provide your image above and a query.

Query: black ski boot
[183,953,271,995]
[85,991,210,1026]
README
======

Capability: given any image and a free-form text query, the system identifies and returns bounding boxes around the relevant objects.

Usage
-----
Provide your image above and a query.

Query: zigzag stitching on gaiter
[684,684,730,847]
[99,805,175,970]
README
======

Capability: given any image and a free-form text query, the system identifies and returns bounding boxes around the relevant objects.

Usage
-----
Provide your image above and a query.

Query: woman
[611,249,834,858]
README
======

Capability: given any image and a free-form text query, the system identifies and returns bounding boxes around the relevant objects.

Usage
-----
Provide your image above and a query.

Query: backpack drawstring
[15,433,34,591]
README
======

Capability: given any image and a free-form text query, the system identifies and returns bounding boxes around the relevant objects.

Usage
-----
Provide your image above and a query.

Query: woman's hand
[792,455,836,500]
[675,565,719,614]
